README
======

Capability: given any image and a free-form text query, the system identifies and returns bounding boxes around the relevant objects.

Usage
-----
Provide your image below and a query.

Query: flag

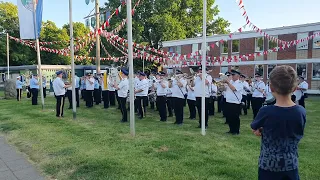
[17,0,43,39]
[85,0,90,5]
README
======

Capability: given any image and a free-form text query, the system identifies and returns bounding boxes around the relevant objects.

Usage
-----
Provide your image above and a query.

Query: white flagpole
[6,33,9,80]
[127,0,135,136]
[201,0,207,136]
[69,0,77,119]
[33,0,44,110]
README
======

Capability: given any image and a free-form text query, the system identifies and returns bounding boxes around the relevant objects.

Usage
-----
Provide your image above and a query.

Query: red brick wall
[308,31,313,59]
[239,65,255,78]
[182,45,192,55]
[208,42,220,57]
[277,33,297,60]
[240,38,255,61]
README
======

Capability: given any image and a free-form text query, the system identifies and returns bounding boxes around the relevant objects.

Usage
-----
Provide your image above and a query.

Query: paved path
[0,136,44,180]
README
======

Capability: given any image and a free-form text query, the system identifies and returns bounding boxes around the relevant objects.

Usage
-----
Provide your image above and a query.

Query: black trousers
[167,97,173,116]
[157,96,167,121]
[217,96,222,113]
[43,87,46,98]
[75,88,79,107]
[241,95,248,115]
[247,94,252,109]
[86,90,94,107]
[31,88,38,105]
[66,90,72,108]
[136,96,148,118]
[222,97,227,118]
[196,97,210,127]
[94,89,101,105]
[116,90,120,108]
[16,89,22,101]
[225,102,241,134]
[119,97,127,122]
[81,89,86,99]
[187,99,196,119]
[109,91,116,106]
[55,95,65,117]
[173,97,184,124]
[299,96,305,108]
[252,97,265,119]
[27,86,31,98]
[209,99,215,116]
[102,90,110,108]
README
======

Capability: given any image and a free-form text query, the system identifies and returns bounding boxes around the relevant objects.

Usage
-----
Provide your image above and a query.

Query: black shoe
[173,122,178,124]
[138,117,143,119]
[177,123,183,126]
[226,131,231,134]
[120,120,128,123]
[68,107,72,109]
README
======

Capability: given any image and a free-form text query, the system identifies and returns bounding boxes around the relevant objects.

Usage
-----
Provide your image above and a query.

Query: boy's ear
[270,83,275,93]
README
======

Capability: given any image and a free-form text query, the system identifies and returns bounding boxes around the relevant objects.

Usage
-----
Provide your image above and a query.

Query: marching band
[13,66,309,135]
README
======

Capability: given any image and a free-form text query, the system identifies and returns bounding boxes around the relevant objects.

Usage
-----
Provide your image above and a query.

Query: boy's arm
[251,107,267,131]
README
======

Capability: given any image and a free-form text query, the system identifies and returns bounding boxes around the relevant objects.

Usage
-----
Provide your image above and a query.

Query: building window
[231,66,239,71]
[220,41,228,54]
[312,63,320,79]
[267,64,276,79]
[268,36,278,49]
[313,31,320,49]
[254,65,264,78]
[176,45,181,54]
[297,32,309,50]
[220,66,228,74]
[255,37,264,52]
[192,44,198,53]
[297,64,307,79]
[232,40,240,53]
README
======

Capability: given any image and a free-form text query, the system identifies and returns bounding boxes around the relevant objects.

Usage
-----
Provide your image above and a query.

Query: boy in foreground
[251,65,306,180]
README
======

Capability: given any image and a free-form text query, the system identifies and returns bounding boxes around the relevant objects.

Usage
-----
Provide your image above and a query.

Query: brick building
[161,22,320,93]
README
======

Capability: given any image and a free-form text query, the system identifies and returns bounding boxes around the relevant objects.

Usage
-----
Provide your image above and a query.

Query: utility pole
[95,0,101,74]
[7,33,9,79]
[69,0,77,119]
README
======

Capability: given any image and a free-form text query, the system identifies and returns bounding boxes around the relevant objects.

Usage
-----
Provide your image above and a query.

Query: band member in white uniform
[155,72,168,122]
[101,73,109,109]
[209,79,218,116]
[135,72,149,119]
[53,71,71,118]
[114,68,129,123]
[296,76,308,108]
[85,73,95,108]
[187,78,196,120]
[223,70,243,135]
[169,70,187,125]
[16,76,23,101]
[251,73,265,119]
[264,80,275,105]
[222,72,231,119]
[193,67,212,129]
[240,74,250,115]
[166,86,174,117]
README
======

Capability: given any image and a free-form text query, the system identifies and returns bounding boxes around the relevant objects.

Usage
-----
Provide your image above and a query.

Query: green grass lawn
[0,92,319,180]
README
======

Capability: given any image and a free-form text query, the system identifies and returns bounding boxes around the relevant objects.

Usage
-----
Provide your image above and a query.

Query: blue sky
[4,0,320,32]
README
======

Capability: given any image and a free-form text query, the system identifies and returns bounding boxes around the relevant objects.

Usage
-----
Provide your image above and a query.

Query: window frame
[296,32,309,50]
[220,66,228,74]
[268,36,278,49]
[296,63,307,79]
[313,31,320,49]
[312,63,320,80]
[220,41,228,55]
[231,40,240,54]
[254,65,264,79]
[176,45,182,54]
[267,64,277,79]
[255,37,264,52]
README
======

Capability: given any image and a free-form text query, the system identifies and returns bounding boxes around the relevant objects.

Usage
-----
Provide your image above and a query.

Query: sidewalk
[0,136,44,180]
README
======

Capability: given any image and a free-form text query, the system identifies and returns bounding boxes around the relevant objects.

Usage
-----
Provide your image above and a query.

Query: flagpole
[69,0,77,119]
[33,0,44,110]
[127,0,135,136]
[6,33,9,80]
[95,0,101,74]
[201,0,207,136]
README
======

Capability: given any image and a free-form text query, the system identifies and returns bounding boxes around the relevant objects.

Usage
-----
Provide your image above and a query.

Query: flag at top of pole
[17,0,43,39]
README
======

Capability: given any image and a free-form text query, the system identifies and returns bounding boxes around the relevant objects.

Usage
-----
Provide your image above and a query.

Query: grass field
[0,92,319,180]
